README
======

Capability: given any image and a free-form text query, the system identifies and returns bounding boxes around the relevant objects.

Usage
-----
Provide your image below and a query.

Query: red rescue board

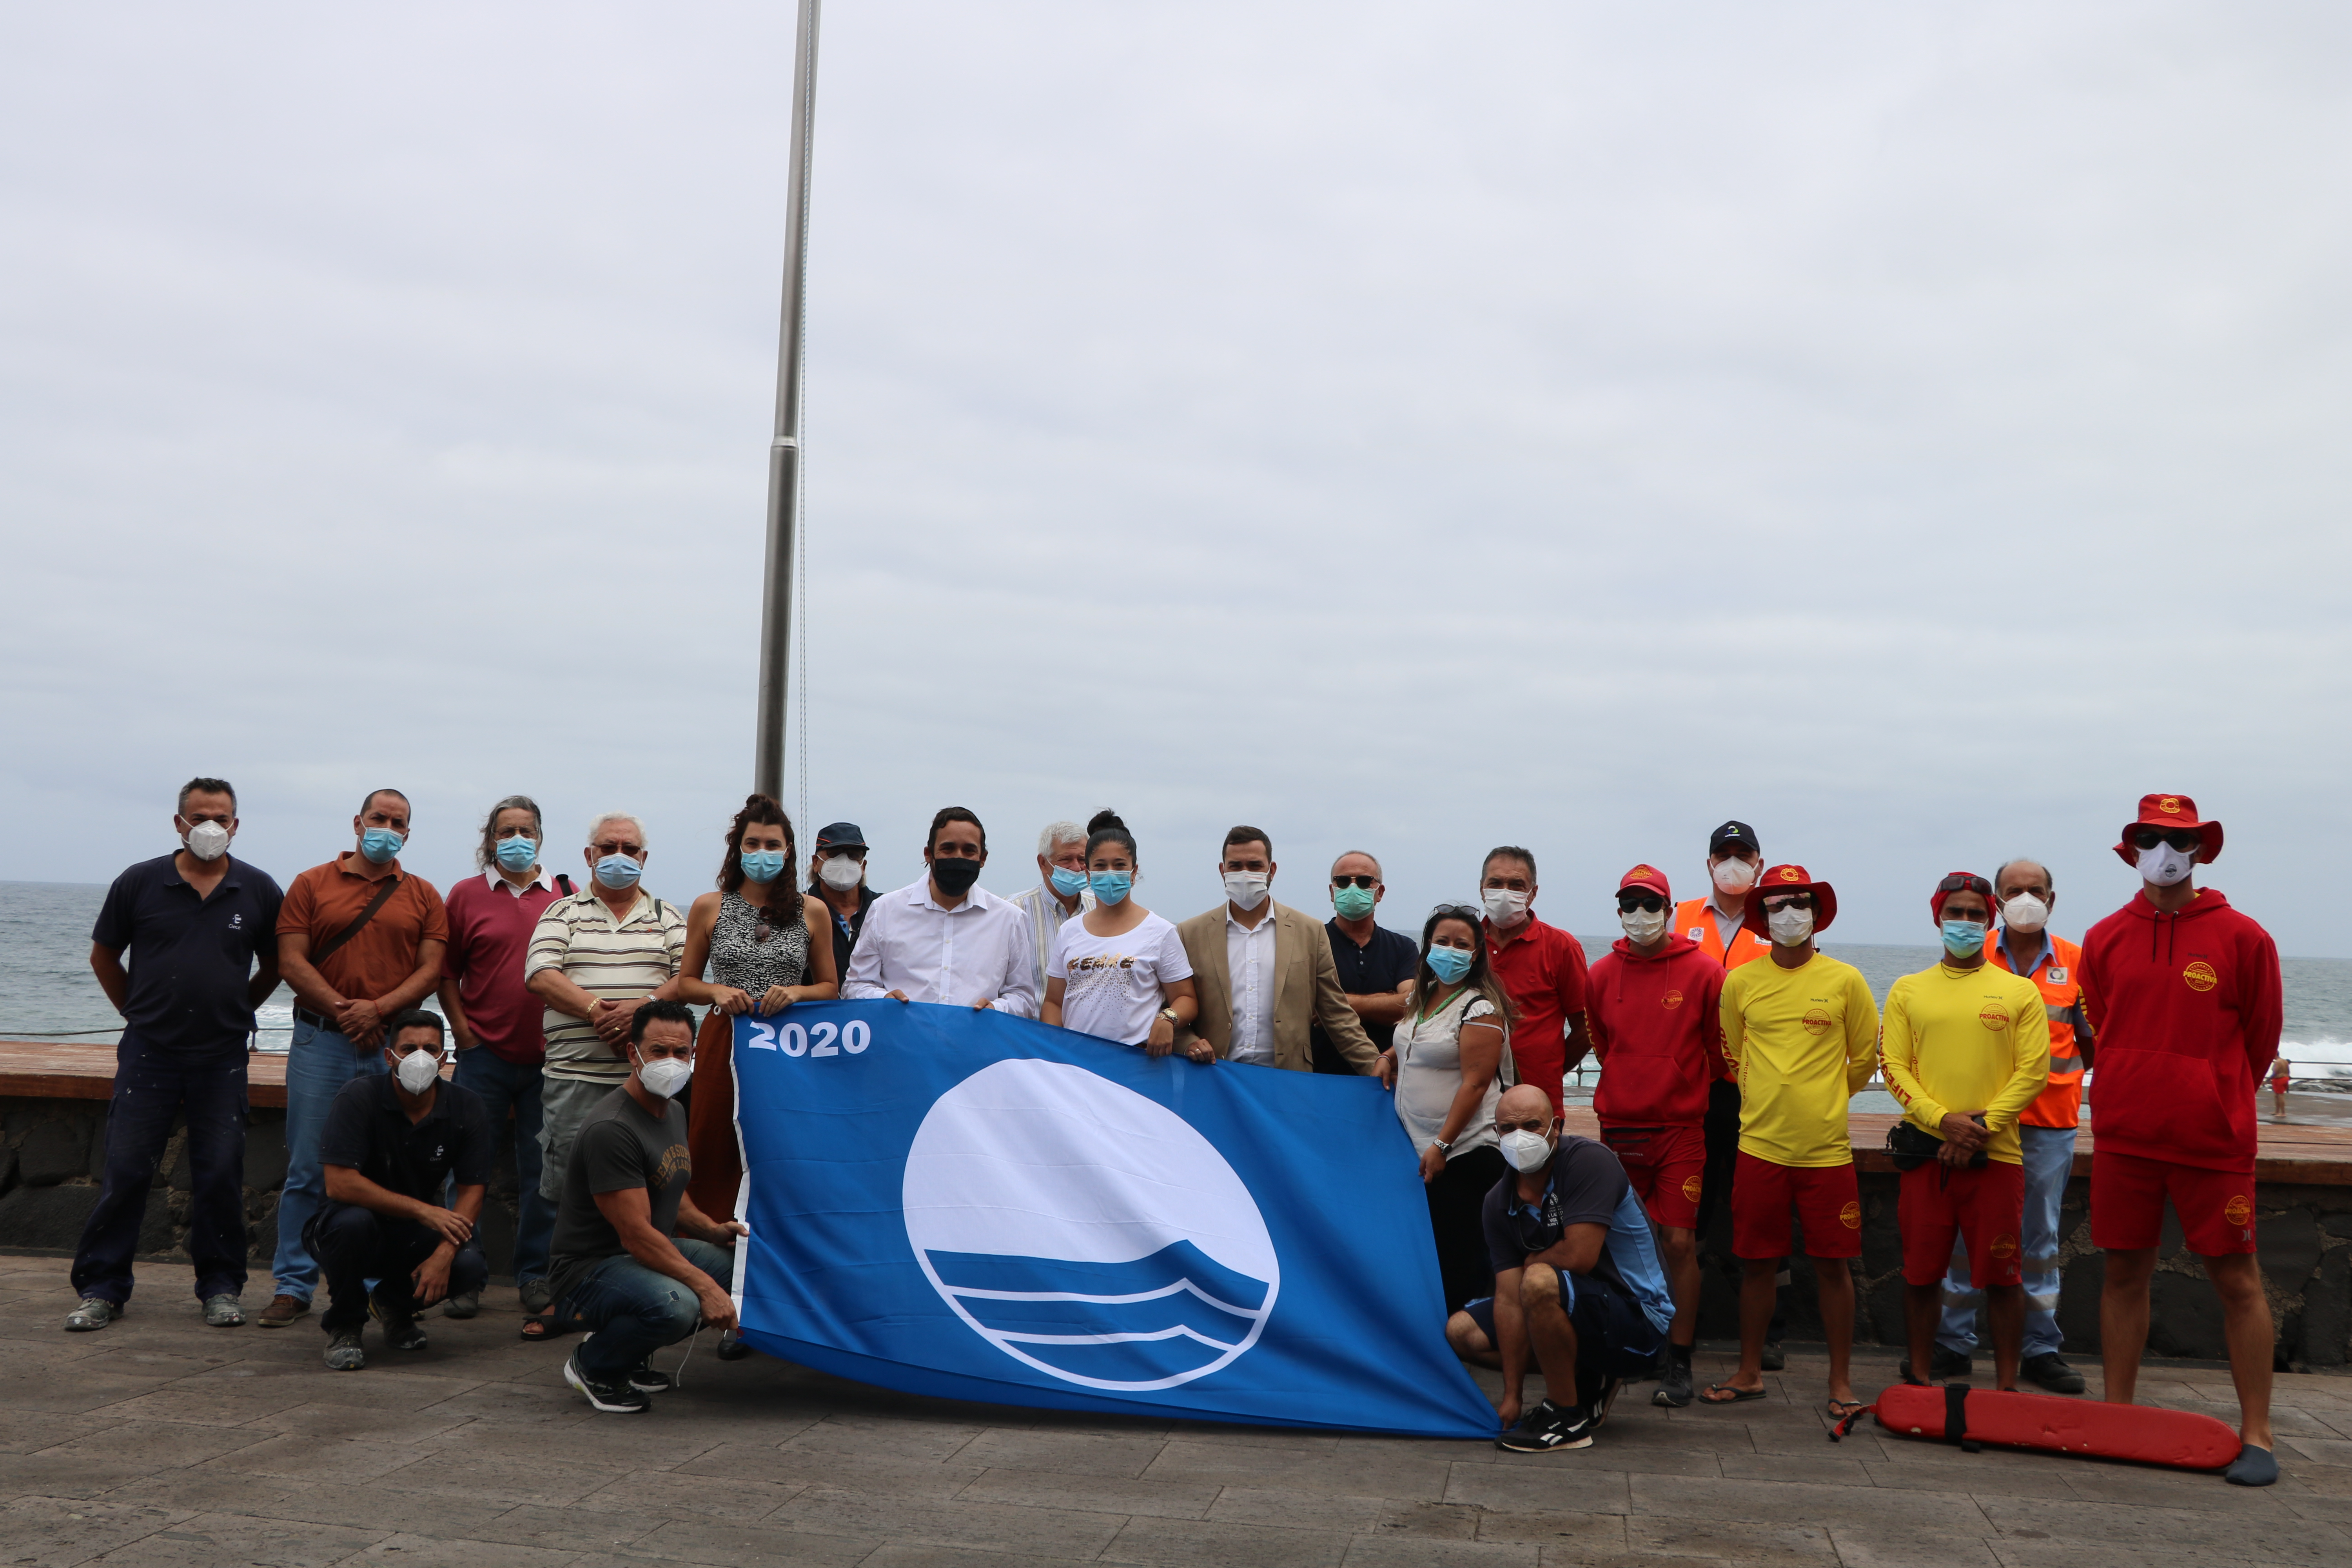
[1869,1384,2238,1470]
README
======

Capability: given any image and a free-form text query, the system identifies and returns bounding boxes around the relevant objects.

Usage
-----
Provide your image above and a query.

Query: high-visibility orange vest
[1988,931,2087,1130]
[1673,897,1773,1080]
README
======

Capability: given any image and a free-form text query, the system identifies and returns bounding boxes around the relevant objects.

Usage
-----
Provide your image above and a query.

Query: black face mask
[930,855,983,896]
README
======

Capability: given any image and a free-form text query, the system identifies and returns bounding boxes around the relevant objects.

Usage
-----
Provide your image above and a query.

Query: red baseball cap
[2112,792,2223,868]
[1741,863,1837,937]
[1929,871,1994,924]
[1618,864,1672,902]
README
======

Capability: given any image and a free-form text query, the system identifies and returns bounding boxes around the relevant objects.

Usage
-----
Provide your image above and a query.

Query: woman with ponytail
[1042,811,1207,1062]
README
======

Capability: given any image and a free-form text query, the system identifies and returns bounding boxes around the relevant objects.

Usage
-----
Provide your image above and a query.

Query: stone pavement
[4,1255,2351,1568]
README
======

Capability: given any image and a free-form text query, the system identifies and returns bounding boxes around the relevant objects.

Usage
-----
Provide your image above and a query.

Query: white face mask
[1482,887,1529,926]
[1222,871,1270,911]
[1620,905,1668,944]
[1712,858,1758,894]
[1766,904,1815,947]
[637,1055,692,1099]
[2137,841,2196,888]
[395,1049,442,1095]
[1499,1129,1553,1173]
[818,855,864,891]
[2000,894,2049,933]
[184,820,231,862]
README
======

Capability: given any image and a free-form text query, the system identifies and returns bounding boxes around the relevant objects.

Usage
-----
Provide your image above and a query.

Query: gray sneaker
[202,1294,246,1327]
[324,1327,367,1371]
[64,1298,122,1332]
[440,1290,480,1320]
[519,1279,554,1314]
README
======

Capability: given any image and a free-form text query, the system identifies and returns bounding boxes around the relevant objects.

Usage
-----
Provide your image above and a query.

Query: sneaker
[1588,1375,1626,1431]
[1901,1346,1975,1382]
[202,1294,246,1327]
[1653,1356,1694,1408]
[564,1353,650,1414]
[626,1361,673,1393]
[1759,1341,1786,1372]
[1496,1399,1596,1453]
[368,1294,428,1353]
[2022,1352,2085,1394]
[64,1297,121,1332]
[714,1328,752,1362]
[324,1328,367,1371]
[257,1293,309,1328]
[441,1291,480,1320]
[519,1279,554,1314]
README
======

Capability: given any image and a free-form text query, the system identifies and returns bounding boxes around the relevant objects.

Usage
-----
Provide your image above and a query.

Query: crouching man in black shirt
[313,1009,491,1370]
[1479,1084,1677,1452]
[546,998,746,1414]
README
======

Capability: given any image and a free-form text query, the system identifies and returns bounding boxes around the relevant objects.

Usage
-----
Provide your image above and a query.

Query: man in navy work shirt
[311,1009,492,1371]
[68,778,284,1332]
[1474,1083,1675,1452]
[1312,850,1420,1074]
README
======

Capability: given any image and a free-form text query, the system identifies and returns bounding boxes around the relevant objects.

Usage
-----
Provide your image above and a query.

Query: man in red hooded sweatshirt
[1586,864,1726,1409]
[2080,793,2283,1487]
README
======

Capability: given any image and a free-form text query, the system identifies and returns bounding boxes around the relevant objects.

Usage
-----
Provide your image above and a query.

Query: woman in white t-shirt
[1043,810,1206,1062]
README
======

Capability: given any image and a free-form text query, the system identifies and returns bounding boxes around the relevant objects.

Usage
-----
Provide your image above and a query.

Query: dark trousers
[309,1203,487,1332]
[1427,1145,1510,1313]
[71,1041,249,1307]
[1699,1077,1786,1338]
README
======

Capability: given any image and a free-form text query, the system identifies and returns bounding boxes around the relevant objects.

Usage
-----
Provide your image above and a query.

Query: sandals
[1699,1382,1768,1405]
[519,1310,584,1342]
[1826,1398,1866,1420]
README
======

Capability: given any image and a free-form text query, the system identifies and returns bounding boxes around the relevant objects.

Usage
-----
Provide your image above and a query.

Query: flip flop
[519,1312,583,1342]
[1826,1399,1867,1420]
[1700,1382,1768,1405]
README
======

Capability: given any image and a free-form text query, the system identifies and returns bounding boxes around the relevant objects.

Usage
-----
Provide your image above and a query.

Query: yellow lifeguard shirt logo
[2223,1194,2252,1227]
[1662,988,1685,1010]
[1978,1002,2011,1031]
[1801,1007,1834,1035]
[1989,1234,2017,1259]
[1839,1200,1862,1229]
[2158,796,2182,814]
[1777,867,1803,882]
[2183,961,2218,992]
[1681,1174,1703,1201]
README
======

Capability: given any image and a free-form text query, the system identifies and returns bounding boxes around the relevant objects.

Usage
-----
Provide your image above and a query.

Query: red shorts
[1600,1123,1705,1230]
[1898,1159,2025,1288]
[1731,1152,1862,1260]
[2091,1148,2258,1256]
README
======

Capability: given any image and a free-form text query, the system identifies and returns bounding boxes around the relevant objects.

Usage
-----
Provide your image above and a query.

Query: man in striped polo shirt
[526,811,687,1210]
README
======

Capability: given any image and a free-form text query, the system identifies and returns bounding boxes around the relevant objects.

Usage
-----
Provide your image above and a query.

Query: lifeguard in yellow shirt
[1880,873,2049,1394]
[1699,865,1878,1420]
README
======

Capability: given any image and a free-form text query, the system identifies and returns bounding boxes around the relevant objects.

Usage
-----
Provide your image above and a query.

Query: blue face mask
[1089,870,1133,906]
[1941,918,1988,957]
[740,849,786,884]
[1049,866,1089,898]
[1427,944,1474,984]
[494,837,538,873]
[360,828,404,864]
[595,854,645,891]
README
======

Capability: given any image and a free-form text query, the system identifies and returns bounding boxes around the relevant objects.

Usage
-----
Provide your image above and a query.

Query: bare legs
[1913,1277,2023,1389]
[2101,1246,2273,1450]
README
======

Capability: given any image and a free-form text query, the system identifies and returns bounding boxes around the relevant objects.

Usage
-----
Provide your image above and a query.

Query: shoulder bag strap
[312,875,402,966]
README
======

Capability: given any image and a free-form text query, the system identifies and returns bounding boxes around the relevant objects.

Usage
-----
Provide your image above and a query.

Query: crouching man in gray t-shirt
[546,998,746,1413]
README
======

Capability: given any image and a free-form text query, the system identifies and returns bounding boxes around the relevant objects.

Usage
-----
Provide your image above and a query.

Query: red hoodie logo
[1661,989,1685,1010]
[2183,961,2218,993]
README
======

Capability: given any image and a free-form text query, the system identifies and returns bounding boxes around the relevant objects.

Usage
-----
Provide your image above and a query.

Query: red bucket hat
[2112,792,2223,868]
[1618,863,1673,902]
[1741,863,1837,937]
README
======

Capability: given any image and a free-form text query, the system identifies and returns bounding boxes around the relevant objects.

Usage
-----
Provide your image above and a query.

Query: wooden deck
[6,1039,2349,1183]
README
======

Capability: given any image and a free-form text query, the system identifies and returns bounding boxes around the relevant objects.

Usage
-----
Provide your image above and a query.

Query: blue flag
[730,1000,1496,1437]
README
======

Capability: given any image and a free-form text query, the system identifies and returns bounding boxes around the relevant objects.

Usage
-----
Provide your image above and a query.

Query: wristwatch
[1159,1007,1181,1025]
[1432,1138,1453,1155]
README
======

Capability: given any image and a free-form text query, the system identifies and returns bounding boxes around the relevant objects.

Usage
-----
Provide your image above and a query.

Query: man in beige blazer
[1172,826,1383,1074]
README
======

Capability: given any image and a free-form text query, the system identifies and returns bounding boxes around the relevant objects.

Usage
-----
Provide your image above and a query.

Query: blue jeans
[565,1238,735,1382]
[450,1047,555,1286]
[272,1018,388,1301]
[1939,1123,2075,1359]
[71,1039,249,1307]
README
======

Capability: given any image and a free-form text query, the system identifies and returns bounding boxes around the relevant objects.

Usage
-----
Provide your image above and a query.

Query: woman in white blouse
[1382,903,1516,1311]
[1043,811,1207,1062]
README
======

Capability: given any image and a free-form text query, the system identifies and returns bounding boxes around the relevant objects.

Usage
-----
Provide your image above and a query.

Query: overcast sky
[3,3,2348,954]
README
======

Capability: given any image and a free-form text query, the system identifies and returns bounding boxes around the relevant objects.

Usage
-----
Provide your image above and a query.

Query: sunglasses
[592,841,644,858]
[1332,874,1377,889]
[1760,893,1814,911]
[1617,891,1665,913]
[2133,828,2203,854]
[1935,873,1992,898]
[1428,902,1483,922]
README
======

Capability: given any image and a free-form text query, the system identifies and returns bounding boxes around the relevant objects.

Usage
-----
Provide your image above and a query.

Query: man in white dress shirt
[841,808,1038,1016]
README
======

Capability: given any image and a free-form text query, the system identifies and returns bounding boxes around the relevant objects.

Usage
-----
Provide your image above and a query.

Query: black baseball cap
[814,822,868,851]
[1708,820,1760,856]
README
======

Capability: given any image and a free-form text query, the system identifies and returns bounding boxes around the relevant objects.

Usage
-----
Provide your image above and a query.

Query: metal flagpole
[754,0,823,803]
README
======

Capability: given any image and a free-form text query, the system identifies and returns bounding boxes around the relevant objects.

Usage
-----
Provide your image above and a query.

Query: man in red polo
[1478,845,1590,1116]
[1586,863,1726,1407]
[2081,793,2282,1487]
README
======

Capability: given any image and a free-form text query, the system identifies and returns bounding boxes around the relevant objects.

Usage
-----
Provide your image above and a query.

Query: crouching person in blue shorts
[545,998,747,1413]
[1468,1084,1677,1452]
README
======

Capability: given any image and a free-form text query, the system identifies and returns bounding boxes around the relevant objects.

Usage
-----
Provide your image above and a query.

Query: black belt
[293,1006,372,1045]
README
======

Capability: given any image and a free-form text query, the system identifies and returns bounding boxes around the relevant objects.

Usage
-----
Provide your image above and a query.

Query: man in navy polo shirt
[1312,850,1419,1074]
[67,778,284,1331]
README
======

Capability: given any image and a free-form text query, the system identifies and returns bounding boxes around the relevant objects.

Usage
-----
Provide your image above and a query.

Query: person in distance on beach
[1477,846,1591,1117]
[1932,858,2094,1394]
[1698,865,1878,1420]
[68,777,283,1333]
[267,788,448,1329]
[1042,811,1203,1059]
[1878,873,2049,1395]
[1171,827,1381,1073]
[1584,864,1726,1408]
[1314,851,1420,1074]
[310,1010,491,1370]
[1012,818,1095,1002]
[808,822,879,984]
[2080,794,2283,1486]
[841,808,1037,1014]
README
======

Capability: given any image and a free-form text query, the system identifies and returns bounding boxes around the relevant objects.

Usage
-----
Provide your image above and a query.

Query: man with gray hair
[525,812,686,1222]
[1011,818,1094,1001]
